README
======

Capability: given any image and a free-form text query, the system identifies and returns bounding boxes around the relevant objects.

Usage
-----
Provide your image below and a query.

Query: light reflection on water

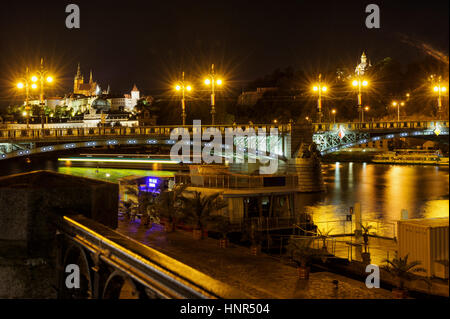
[304,162,449,224]
[1,158,448,223]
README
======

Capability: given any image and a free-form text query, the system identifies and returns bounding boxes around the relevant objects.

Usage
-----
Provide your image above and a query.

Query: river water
[1,158,448,224]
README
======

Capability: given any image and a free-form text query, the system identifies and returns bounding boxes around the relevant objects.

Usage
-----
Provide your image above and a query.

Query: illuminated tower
[73,63,84,93]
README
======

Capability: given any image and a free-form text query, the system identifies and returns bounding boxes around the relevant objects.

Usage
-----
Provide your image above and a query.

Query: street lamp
[392,101,405,122]
[362,106,370,122]
[312,74,328,123]
[331,109,336,123]
[175,72,192,126]
[16,67,38,129]
[204,64,223,125]
[352,77,369,122]
[431,75,447,119]
[32,58,54,128]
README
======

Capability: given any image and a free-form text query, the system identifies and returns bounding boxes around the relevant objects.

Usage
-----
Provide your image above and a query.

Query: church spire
[76,63,81,77]
[89,70,93,83]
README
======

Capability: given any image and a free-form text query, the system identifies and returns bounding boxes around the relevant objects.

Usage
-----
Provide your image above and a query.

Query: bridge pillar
[289,123,325,193]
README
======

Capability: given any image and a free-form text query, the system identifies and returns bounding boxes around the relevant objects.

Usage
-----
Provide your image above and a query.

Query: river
[1,158,448,224]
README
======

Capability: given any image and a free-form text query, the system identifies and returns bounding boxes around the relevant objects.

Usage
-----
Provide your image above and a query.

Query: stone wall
[0,170,118,298]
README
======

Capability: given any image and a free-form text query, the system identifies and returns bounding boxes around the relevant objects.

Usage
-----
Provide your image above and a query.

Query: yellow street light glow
[392,101,397,106]
[186,85,192,91]
[331,109,336,114]
[400,102,405,106]
[216,79,223,85]
[22,111,27,116]
[362,80,368,86]
[442,87,447,92]
[46,76,53,83]
[322,86,327,92]
[204,79,210,85]
[175,85,181,91]
[352,80,358,87]
[364,106,370,111]
[313,86,318,91]
[31,76,38,82]
[434,86,439,92]
[17,82,24,89]
[31,83,38,89]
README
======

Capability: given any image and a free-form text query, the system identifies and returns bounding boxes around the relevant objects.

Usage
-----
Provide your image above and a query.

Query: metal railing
[313,120,449,132]
[60,215,246,299]
[0,123,292,141]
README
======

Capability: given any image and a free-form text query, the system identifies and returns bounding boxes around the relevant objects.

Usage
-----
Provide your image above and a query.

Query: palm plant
[286,237,325,279]
[316,227,333,252]
[156,184,187,231]
[180,191,228,238]
[360,223,374,253]
[383,254,426,291]
[123,184,159,226]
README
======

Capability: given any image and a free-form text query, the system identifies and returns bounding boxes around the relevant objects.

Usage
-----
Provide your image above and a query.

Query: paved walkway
[117,219,393,299]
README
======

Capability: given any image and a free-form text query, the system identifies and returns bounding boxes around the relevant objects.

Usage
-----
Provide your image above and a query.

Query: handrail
[60,215,248,299]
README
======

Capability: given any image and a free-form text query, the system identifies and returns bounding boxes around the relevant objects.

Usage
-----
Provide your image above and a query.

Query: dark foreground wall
[0,171,118,298]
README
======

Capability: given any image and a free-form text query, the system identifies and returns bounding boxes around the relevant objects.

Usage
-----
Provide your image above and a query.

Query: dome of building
[90,97,111,112]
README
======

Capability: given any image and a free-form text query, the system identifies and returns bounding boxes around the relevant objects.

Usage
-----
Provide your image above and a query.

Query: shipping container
[397,217,449,279]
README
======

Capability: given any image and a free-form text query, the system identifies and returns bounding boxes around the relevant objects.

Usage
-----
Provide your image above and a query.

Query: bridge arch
[102,270,141,299]
[61,243,93,299]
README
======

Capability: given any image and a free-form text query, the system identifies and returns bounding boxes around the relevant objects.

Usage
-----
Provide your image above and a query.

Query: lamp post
[312,74,328,123]
[17,67,38,129]
[392,101,405,122]
[431,75,447,120]
[32,58,54,128]
[352,78,368,122]
[331,109,336,123]
[204,64,223,125]
[362,106,369,122]
[175,72,192,126]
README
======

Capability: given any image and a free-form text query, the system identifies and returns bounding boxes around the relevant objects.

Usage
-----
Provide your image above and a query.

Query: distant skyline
[0,0,448,108]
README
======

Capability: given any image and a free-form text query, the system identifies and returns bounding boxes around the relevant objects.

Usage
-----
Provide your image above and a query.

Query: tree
[383,254,426,290]
[180,191,228,231]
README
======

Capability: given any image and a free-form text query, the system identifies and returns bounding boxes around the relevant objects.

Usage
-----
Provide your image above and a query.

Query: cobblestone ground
[117,219,393,299]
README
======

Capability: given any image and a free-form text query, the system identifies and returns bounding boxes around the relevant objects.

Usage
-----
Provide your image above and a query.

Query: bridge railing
[312,120,449,132]
[61,215,247,299]
[0,123,292,141]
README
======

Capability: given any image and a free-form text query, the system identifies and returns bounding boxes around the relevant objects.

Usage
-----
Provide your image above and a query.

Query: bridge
[0,124,292,161]
[312,120,449,155]
[0,119,448,160]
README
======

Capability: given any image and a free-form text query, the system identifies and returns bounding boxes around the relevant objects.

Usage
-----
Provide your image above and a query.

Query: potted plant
[360,223,374,265]
[316,227,333,254]
[383,254,426,299]
[250,226,263,255]
[180,191,227,240]
[216,217,231,248]
[119,200,134,222]
[156,184,187,232]
[287,237,322,279]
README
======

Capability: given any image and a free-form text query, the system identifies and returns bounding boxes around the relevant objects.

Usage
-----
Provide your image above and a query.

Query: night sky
[0,0,448,108]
